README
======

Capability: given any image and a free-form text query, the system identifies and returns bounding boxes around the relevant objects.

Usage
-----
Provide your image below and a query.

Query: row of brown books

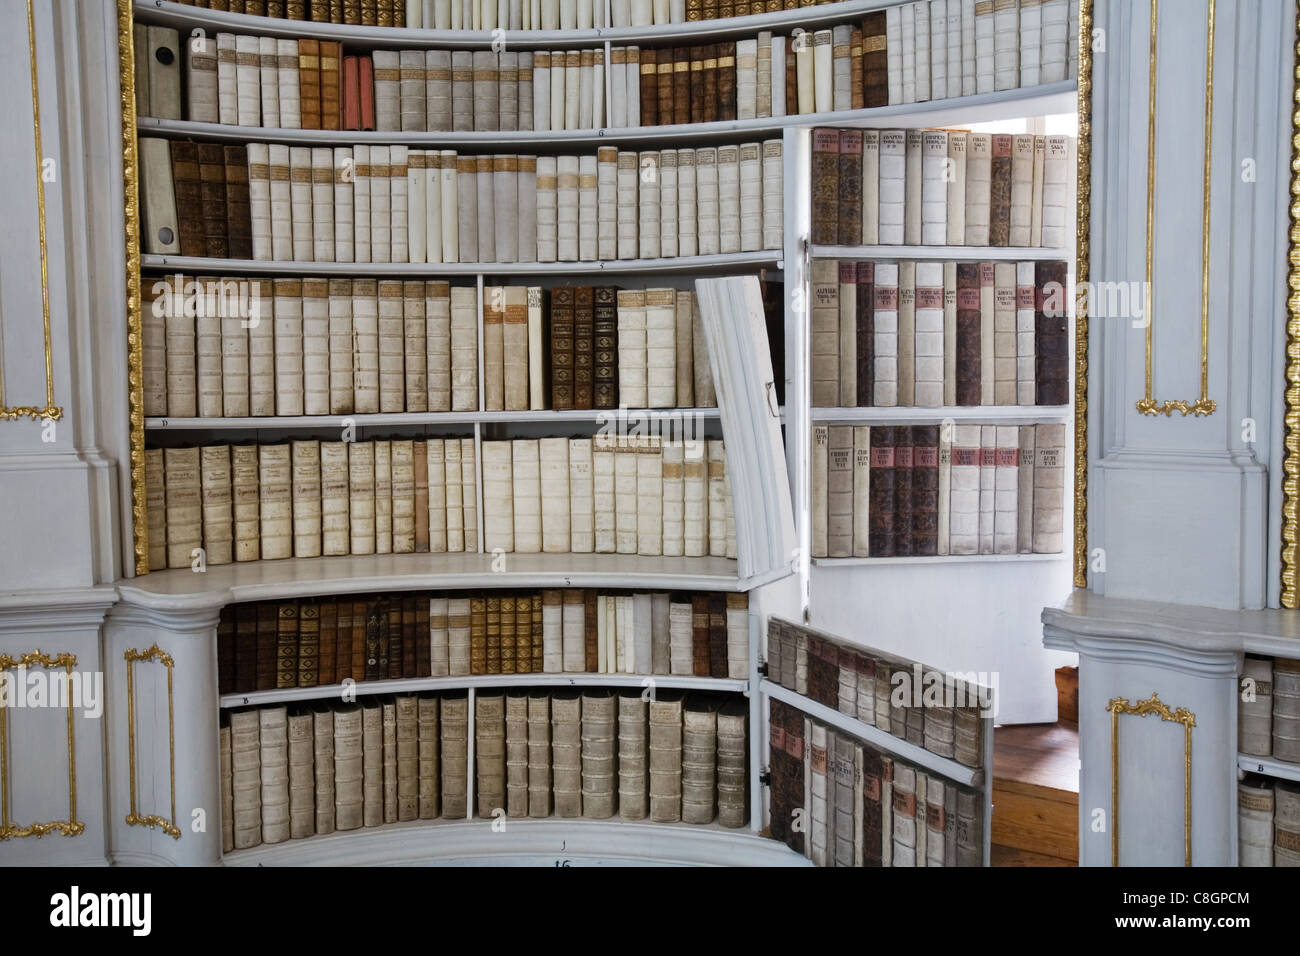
[220,688,746,852]
[767,699,983,866]
[215,588,749,691]
[810,422,1066,559]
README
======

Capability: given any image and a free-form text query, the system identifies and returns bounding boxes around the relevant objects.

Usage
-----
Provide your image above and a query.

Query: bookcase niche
[114,0,1080,865]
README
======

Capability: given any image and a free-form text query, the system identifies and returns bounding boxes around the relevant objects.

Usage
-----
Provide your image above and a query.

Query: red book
[358,56,376,132]
[343,56,362,131]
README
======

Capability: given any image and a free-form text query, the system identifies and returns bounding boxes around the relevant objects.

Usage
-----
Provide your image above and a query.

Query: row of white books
[146,436,734,570]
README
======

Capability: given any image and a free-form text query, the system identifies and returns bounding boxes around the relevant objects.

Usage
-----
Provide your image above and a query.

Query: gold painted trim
[123,645,180,840]
[0,651,84,840]
[118,0,148,576]
[1074,0,1093,588]
[0,0,63,423]
[1283,0,1300,608]
[1135,0,1218,418]
[1106,692,1195,866]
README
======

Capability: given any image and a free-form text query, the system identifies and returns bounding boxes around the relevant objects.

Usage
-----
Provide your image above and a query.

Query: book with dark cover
[364,598,384,681]
[912,425,939,556]
[955,263,982,405]
[691,594,710,676]
[169,139,205,257]
[514,593,530,674]
[702,45,719,123]
[335,599,354,684]
[197,143,229,259]
[386,599,403,679]
[403,594,420,678]
[470,596,487,675]
[351,599,366,680]
[862,11,888,107]
[782,701,806,855]
[837,129,864,246]
[413,440,429,553]
[689,46,706,124]
[234,602,258,692]
[550,286,575,410]
[486,594,502,674]
[256,602,278,691]
[989,134,1013,246]
[298,600,320,686]
[584,589,599,672]
[672,48,690,125]
[318,599,337,687]
[320,40,342,130]
[855,262,874,405]
[768,699,792,844]
[593,286,619,409]
[716,45,736,120]
[222,144,252,259]
[531,593,543,673]
[276,601,300,688]
[1035,260,1069,406]
[573,286,595,410]
[785,46,797,118]
[869,425,896,556]
[708,593,727,678]
[810,128,840,245]
[500,595,517,674]
[299,38,322,129]
[657,51,674,126]
[894,427,915,557]
[639,48,658,126]
[217,606,236,695]
[862,744,884,865]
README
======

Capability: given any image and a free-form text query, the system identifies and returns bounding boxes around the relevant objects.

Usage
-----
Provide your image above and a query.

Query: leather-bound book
[505,692,529,818]
[350,599,366,680]
[639,48,658,126]
[810,128,839,245]
[1275,658,1300,763]
[394,696,418,822]
[470,596,488,675]
[617,692,649,818]
[220,721,234,852]
[573,286,595,409]
[689,46,706,124]
[912,425,939,555]
[222,145,252,259]
[855,261,874,405]
[672,48,690,125]
[417,697,440,819]
[362,599,382,681]
[217,608,236,696]
[701,45,719,123]
[550,286,575,410]
[593,286,619,408]
[584,590,599,672]
[276,601,300,689]
[989,134,1012,246]
[1034,260,1069,405]
[861,744,884,865]
[331,600,352,684]
[707,594,727,678]
[403,595,420,678]
[332,705,362,831]
[862,11,888,107]
[1240,656,1273,756]
[233,603,257,692]
[551,691,583,817]
[287,711,315,839]
[386,600,403,679]
[869,425,896,556]
[716,698,746,828]
[531,594,544,673]
[648,695,683,822]
[475,693,506,818]
[837,129,863,245]
[514,594,533,675]
[955,263,982,405]
[656,49,674,125]
[316,599,336,687]
[169,139,205,257]
[440,695,468,819]
[319,41,341,130]
[230,710,262,849]
[716,43,736,120]
[499,596,516,675]
[955,786,982,866]
[690,594,710,676]
[255,603,277,691]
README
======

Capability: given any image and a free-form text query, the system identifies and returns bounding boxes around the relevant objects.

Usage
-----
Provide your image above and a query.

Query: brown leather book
[276,600,300,688]
[717,0,733,18]
[894,427,914,558]
[708,594,727,678]
[386,599,403,679]
[234,603,257,692]
[413,439,430,552]
[266,0,285,16]
[702,45,718,123]
[768,700,792,846]
[850,27,864,109]
[862,744,884,865]
[837,129,863,246]
[500,595,517,674]
[341,0,358,23]
[256,603,278,691]
[691,595,710,676]
[869,426,896,556]
[223,145,252,260]
[593,286,619,409]
[955,263,982,405]
[318,599,337,687]
[583,590,598,672]
[573,286,595,410]
[351,599,366,680]
[485,594,502,674]
[515,593,533,674]
[310,0,329,18]
[359,56,376,131]
[1035,260,1070,406]
[402,594,418,677]
[359,0,376,25]
[810,128,840,245]
[912,425,939,556]
[335,599,354,684]
[672,49,690,125]
[855,262,874,406]
[414,595,432,676]
[716,44,736,121]
[687,0,703,19]
[470,596,487,675]
[689,47,706,124]
[657,52,674,126]
[862,11,888,107]
[701,0,718,23]
[217,606,236,695]
[342,56,361,130]
[639,49,658,126]
[195,143,228,259]
[783,702,806,854]
[550,286,575,410]
[785,46,797,113]
[363,598,384,681]
[298,600,320,687]
[531,594,543,672]
[989,134,1013,246]
[319,40,341,130]
[378,0,395,25]
[298,39,322,129]
[169,139,205,257]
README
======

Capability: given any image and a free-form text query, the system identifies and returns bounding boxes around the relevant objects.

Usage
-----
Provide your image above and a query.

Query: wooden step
[992,777,1078,862]
[991,721,1079,865]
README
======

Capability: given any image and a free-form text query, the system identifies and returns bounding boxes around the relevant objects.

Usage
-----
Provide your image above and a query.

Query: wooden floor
[990,720,1079,866]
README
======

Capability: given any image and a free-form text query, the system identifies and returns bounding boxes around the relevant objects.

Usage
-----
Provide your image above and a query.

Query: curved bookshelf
[117,551,746,611]
[219,817,805,866]
[813,243,1072,262]
[221,671,748,708]
[136,83,1078,149]
[145,407,723,430]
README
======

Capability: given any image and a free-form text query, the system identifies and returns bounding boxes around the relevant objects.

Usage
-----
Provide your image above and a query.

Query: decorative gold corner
[117,0,147,576]
[1282,0,1300,608]
[0,650,84,840]
[1106,692,1196,866]
[1136,0,1218,418]
[123,645,180,840]
[0,0,63,423]
[1074,0,1093,588]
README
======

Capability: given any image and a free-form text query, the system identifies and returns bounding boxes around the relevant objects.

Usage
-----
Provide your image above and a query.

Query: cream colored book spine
[220,724,234,851]
[301,279,330,415]
[439,696,468,818]
[391,439,416,553]
[1032,422,1064,553]
[1016,424,1035,554]
[447,598,471,676]
[161,277,195,417]
[1041,135,1071,249]
[677,148,697,258]
[231,710,262,847]
[493,155,518,264]
[230,444,260,563]
[361,702,382,827]
[426,281,452,411]
[615,149,638,259]
[401,281,427,412]
[1010,134,1034,246]
[897,261,916,406]
[372,440,393,555]
[536,155,558,262]
[614,438,638,554]
[569,437,594,553]
[289,147,314,261]
[920,131,948,246]
[429,598,450,679]
[184,32,215,124]
[914,262,945,407]
[512,439,542,553]
[1016,261,1037,405]
[444,439,465,552]
[268,144,294,259]
[979,261,995,404]
[396,696,419,822]
[254,36,278,129]
[540,436,571,554]
[707,440,727,557]
[417,695,440,818]
[657,150,678,259]
[319,441,349,556]
[273,279,303,415]
[348,440,376,555]
[378,146,399,264]
[946,132,967,245]
[836,263,856,407]
[978,423,996,554]
[503,286,530,411]
[475,154,496,261]
[246,142,272,261]
[810,425,828,557]
[762,139,782,250]
[993,424,1019,554]
[645,288,677,408]
[518,155,538,263]
[637,151,661,259]
[1031,135,1045,247]
[482,440,514,553]
[216,33,237,125]
[944,261,958,406]
[661,440,685,557]
[289,439,322,559]
[673,290,694,407]
[352,279,380,414]
[597,147,618,260]
[617,290,648,407]
[450,285,478,411]
[873,262,899,406]
[683,439,707,557]
[914,0,931,103]
[636,437,663,556]
[440,149,459,261]
[716,144,740,255]
[232,36,259,125]
[738,141,763,253]
[352,144,371,263]
[378,280,405,412]
[146,448,167,570]
[830,26,850,111]
[878,130,906,245]
[542,591,564,673]
[695,146,719,256]
[483,285,506,411]
[288,712,315,840]
[332,706,362,831]
[257,443,292,560]
[563,592,586,673]
[195,283,223,418]
[770,35,786,117]
[260,706,290,844]
[424,151,443,263]
[964,133,992,245]
[593,434,616,553]
[426,438,447,553]
[327,279,353,414]
[309,148,334,263]
[199,444,233,566]
[407,150,426,263]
